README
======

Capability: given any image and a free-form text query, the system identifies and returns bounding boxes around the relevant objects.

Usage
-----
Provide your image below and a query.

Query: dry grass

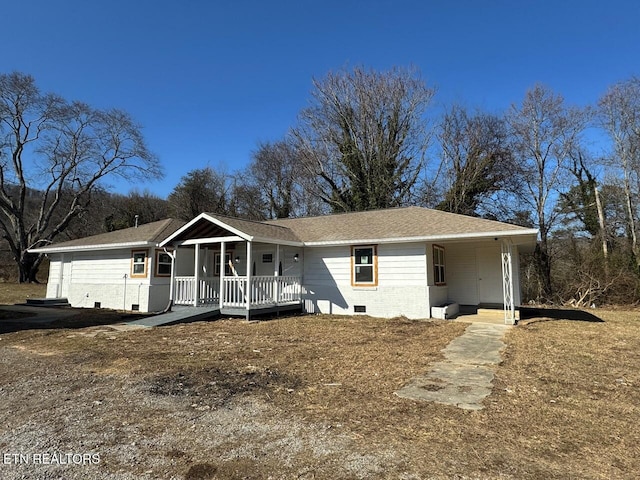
[0,282,46,306]
[0,310,639,478]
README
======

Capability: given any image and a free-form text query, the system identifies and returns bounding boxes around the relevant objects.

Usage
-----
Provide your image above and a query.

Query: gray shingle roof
[265,206,536,244]
[30,218,186,252]
[32,207,537,253]
[204,214,302,243]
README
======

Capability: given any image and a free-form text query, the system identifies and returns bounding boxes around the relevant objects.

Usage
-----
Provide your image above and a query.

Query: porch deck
[172,274,302,313]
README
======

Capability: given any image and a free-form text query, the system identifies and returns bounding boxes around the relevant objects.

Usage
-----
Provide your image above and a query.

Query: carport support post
[219,241,226,309]
[501,240,515,324]
[194,243,200,307]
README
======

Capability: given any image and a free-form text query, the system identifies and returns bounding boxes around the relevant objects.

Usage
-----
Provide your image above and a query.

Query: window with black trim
[215,253,233,276]
[433,245,446,285]
[155,250,172,277]
[262,253,273,263]
[131,250,148,278]
[352,245,377,286]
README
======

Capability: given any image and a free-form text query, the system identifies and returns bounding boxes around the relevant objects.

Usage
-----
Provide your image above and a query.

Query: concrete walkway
[125,305,221,327]
[395,322,510,410]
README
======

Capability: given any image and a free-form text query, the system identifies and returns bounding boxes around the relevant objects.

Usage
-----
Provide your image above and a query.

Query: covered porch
[428,238,529,325]
[160,213,304,317]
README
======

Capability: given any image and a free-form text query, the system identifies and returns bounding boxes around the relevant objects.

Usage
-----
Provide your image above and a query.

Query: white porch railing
[174,276,219,305]
[223,277,247,307]
[173,275,301,308]
[174,276,196,305]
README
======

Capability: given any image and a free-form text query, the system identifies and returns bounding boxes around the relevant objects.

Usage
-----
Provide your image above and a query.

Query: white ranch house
[30,207,538,324]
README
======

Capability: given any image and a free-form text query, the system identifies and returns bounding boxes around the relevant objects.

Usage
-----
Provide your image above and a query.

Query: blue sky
[3,0,639,197]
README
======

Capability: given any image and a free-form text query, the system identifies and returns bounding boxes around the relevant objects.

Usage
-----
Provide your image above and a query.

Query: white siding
[302,243,429,319]
[41,248,167,312]
[71,250,140,284]
[446,243,479,305]
[377,243,427,285]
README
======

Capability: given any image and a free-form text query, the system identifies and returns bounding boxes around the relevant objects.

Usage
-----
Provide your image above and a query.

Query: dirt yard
[0,296,639,478]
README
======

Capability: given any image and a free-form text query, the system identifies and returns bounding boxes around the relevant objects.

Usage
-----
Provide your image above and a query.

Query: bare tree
[248,139,323,219]
[226,177,268,221]
[250,140,299,218]
[598,76,640,268]
[0,72,162,282]
[293,66,435,212]
[507,84,588,300]
[436,105,514,216]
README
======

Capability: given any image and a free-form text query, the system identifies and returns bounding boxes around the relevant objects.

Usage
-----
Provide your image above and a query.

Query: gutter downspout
[164,246,176,313]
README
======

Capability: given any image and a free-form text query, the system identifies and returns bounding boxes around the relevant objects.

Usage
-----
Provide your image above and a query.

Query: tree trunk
[18,252,42,283]
[593,186,609,273]
[623,175,640,270]
[534,239,553,302]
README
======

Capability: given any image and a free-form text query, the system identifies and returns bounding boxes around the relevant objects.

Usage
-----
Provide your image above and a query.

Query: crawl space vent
[354,305,367,313]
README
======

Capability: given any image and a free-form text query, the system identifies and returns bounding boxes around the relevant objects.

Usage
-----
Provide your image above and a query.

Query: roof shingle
[31,218,186,252]
[265,206,535,244]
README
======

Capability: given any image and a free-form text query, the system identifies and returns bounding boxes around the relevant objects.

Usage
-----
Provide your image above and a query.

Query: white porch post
[219,241,226,309]
[274,244,280,306]
[501,240,516,324]
[246,241,252,318]
[194,243,200,307]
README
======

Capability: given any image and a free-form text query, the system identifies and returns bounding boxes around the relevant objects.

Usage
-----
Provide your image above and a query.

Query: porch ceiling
[160,213,304,247]
[165,220,238,243]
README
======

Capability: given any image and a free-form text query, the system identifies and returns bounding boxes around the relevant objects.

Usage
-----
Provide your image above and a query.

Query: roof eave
[250,236,304,247]
[28,241,157,254]
[302,229,539,247]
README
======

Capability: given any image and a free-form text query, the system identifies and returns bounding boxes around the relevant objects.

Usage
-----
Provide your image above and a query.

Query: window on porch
[433,245,446,285]
[214,252,233,276]
[155,251,172,277]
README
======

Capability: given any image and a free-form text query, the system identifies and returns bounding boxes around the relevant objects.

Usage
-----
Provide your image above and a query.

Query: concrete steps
[476,308,520,320]
[26,297,71,308]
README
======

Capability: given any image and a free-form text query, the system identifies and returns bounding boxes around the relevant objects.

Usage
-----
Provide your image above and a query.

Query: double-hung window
[131,250,148,278]
[433,245,446,285]
[155,250,172,277]
[352,245,377,286]
[215,253,233,276]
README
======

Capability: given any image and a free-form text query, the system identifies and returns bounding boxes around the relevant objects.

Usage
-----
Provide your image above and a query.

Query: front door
[476,247,503,305]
